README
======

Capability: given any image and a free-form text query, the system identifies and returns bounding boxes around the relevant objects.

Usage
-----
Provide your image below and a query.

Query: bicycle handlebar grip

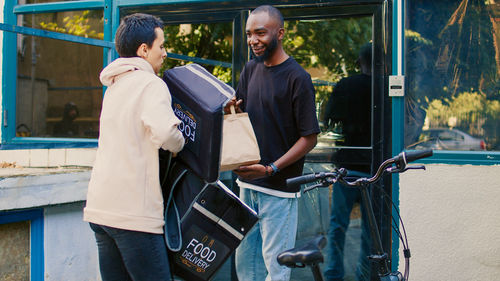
[404,149,433,163]
[286,173,319,189]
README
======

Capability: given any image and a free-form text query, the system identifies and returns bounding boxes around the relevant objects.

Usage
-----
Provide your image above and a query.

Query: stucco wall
[44,203,100,281]
[398,164,500,280]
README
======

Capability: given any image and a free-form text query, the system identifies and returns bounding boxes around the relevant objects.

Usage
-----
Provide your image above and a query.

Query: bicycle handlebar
[393,149,433,165]
[287,149,433,190]
[286,172,336,191]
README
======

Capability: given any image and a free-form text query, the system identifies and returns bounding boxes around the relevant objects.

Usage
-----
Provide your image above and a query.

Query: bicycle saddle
[277,235,327,268]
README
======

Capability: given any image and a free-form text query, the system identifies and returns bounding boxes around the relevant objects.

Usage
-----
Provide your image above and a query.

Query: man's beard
[253,36,278,62]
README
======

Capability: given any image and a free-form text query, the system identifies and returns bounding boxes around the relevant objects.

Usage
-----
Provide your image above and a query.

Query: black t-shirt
[324,73,371,172]
[236,57,320,193]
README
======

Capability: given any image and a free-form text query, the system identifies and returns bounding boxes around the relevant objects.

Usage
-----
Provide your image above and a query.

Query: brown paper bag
[220,106,261,171]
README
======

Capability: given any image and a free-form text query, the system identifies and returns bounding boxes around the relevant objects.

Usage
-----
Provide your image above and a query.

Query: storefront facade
[1,0,499,280]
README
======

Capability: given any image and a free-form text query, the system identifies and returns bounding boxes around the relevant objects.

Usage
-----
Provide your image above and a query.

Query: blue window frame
[1,0,112,149]
[0,209,44,281]
[0,0,239,149]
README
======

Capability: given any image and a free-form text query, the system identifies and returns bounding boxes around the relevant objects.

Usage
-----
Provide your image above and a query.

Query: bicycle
[277,149,433,281]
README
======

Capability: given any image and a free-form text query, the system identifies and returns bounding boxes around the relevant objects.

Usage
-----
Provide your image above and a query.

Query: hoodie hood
[100,57,155,87]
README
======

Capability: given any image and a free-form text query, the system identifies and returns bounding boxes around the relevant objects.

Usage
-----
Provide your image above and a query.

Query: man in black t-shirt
[224,5,319,281]
[323,43,373,281]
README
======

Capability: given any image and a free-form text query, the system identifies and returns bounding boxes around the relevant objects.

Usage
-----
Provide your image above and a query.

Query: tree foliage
[407,0,499,103]
[284,17,372,78]
[407,0,500,146]
[38,10,104,39]
[426,91,500,139]
[162,23,233,83]
[160,17,372,105]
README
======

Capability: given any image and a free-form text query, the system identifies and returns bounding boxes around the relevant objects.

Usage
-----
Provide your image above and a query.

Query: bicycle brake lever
[387,165,426,174]
[302,182,328,193]
[407,165,426,170]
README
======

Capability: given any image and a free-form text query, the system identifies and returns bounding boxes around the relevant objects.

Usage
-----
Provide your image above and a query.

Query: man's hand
[234,164,268,180]
[224,97,243,114]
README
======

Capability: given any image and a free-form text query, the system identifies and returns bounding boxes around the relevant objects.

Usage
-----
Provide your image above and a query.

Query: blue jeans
[324,171,371,281]
[235,188,298,281]
[89,223,172,281]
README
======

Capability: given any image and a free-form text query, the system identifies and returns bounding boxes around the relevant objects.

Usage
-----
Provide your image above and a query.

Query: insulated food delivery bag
[163,160,258,281]
[163,63,234,182]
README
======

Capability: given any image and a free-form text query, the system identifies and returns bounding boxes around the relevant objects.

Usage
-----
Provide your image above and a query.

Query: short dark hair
[251,5,284,28]
[115,13,164,58]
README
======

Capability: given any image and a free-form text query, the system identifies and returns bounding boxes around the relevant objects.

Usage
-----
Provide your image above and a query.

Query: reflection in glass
[406,0,499,151]
[16,10,104,138]
[283,17,372,151]
[283,16,373,281]
[162,22,233,83]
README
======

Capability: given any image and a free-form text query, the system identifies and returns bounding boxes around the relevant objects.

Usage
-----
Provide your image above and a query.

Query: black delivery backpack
[163,63,235,183]
[161,64,259,280]
[162,160,258,281]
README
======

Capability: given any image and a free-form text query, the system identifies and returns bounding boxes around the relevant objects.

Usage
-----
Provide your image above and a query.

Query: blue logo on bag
[172,97,200,155]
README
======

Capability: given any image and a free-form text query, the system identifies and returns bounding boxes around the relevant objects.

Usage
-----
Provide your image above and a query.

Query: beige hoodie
[84,57,185,234]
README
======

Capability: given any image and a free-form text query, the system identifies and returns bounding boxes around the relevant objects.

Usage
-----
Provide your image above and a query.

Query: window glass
[16,10,103,138]
[405,0,499,151]
[282,17,372,163]
[282,16,372,281]
[162,22,233,83]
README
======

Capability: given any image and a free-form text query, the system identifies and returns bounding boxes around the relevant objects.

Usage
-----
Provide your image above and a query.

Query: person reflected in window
[83,13,185,281]
[224,5,319,281]
[53,102,79,137]
[323,42,373,281]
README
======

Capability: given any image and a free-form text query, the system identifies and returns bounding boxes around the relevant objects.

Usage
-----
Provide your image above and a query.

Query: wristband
[269,163,280,176]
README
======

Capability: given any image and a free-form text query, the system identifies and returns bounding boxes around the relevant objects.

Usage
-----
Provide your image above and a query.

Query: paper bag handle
[230,105,236,115]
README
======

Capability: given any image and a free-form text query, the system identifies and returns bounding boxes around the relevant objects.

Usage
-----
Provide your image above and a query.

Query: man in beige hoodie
[83,13,184,281]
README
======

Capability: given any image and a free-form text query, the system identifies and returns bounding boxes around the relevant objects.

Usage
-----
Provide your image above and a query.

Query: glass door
[279,4,389,281]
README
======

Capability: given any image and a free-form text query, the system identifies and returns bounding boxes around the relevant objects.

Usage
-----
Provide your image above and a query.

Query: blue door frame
[0,209,44,281]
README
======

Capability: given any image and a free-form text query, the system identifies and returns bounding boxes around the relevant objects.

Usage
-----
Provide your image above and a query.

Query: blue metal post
[1,1,18,143]
[391,0,405,272]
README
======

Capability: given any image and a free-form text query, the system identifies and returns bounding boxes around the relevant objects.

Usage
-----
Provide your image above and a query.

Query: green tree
[407,0,499,103]
[161,17,372,87]
[406,0,500,148]
[162,23,233,83]
[284,17,372,78]
[39,10,104,39]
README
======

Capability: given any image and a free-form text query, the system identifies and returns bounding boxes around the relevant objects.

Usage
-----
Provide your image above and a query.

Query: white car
[409,128,486,151]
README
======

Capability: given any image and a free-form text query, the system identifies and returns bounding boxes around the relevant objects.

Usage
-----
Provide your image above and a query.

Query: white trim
[216,180,257,216]
[192,202,244,240]
[236,179,301,198]
[184,64,235,98]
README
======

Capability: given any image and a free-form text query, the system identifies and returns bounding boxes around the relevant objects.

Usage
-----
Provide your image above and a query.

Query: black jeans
[89,223,172,281]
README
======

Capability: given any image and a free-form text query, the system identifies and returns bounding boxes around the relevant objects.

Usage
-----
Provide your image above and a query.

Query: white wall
[0,148,97,167]
[398,164,500,280]
[44,203,100,281]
